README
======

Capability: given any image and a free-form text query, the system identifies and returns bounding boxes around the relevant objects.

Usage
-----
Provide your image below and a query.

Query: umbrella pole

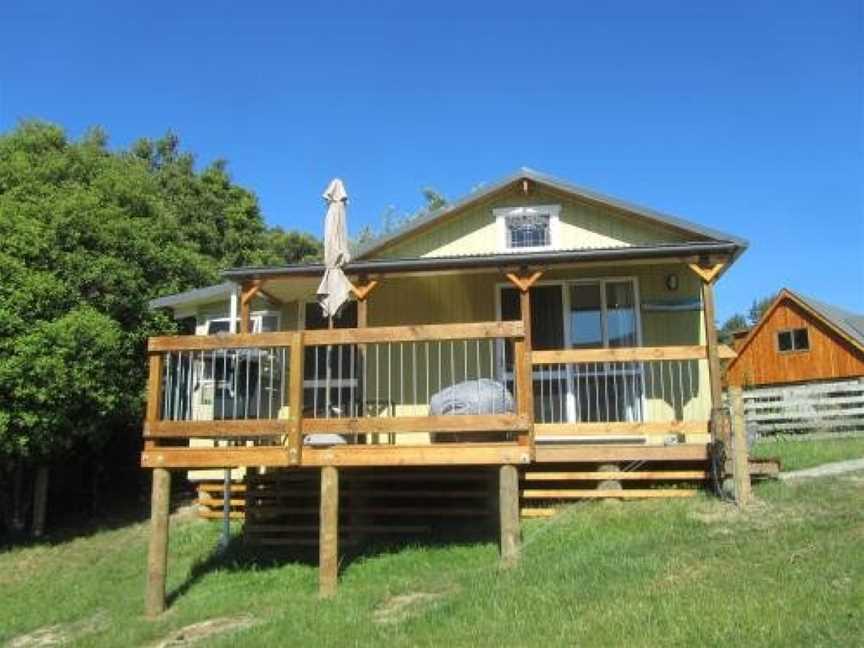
[325,315,333,418]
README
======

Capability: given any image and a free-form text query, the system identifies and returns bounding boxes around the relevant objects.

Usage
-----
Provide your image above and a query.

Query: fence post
[729,386,752,507]
[287,332,304,465]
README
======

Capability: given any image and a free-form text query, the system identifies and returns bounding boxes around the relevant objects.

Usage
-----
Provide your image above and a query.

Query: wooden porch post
[145,468,171,618]
[319,465,339,598]
[351,277,378,442]
[689,262,729,448]
[286,332,305,465]
[505,270,542,448]
[499,464,520,568]
[239,281,261,334]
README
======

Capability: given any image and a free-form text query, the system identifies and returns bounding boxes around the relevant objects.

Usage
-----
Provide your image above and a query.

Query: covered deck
[142,247,738,616]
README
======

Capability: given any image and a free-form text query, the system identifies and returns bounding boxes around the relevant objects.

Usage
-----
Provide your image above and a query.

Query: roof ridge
[353,167,748,260]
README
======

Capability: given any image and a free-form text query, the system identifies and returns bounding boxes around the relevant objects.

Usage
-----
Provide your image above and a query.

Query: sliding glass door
[568,280,644,423]
[499,278,643,425]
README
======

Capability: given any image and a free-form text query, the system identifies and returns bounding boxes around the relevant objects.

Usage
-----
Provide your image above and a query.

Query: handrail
[532,344,736,364]
[148,320,525,352]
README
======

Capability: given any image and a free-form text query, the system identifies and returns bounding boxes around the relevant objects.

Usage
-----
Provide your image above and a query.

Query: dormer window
[495,205,561,251]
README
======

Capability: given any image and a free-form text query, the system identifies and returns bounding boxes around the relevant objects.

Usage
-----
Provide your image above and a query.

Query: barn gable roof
[726,289,864,371]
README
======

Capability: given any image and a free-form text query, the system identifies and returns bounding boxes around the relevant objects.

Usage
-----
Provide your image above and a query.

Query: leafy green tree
[718,313,749,344]
[0,120,318,534]
[747,294,775,326]
[355,187,448,251]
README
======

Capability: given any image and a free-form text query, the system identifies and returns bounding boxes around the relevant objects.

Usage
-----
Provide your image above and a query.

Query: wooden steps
[518,461,708,518]
[195,481,246,520]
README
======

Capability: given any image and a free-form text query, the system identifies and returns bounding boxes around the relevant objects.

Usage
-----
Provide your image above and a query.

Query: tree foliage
[352,187,447,251]
[0,120,319,463]
[717,293,776,344]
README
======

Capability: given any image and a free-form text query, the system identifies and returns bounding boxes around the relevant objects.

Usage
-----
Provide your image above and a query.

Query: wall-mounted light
[665,273,679,291]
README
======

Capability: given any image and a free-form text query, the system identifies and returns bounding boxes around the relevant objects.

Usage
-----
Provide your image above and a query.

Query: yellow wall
[376,185,690,259]
[179,262,710,455]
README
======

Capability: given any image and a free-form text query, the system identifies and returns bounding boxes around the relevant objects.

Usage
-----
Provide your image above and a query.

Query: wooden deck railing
[141,323,734,468]
[142,321,532,468]
[531,345,726,439]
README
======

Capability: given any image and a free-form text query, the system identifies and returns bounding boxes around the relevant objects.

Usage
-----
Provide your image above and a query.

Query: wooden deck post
[506,270,542,449]
[689,261,730,448]
[499,464,520,568]
[319,465,339,598]
[352,277,378,442]
[32,466,49,538]
[286,332,305,465]
[729,386,752,507]
[239,281,261,334]
[145,468,171,618]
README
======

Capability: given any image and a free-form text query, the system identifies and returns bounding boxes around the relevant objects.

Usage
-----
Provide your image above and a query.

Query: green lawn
[752,434,864,472]
[2,472,862,647]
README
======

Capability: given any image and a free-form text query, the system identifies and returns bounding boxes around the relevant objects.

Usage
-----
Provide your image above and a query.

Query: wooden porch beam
[687,261,725,284]
[239,281,261,334]
[504,270,543,294]
[350,279,379,303]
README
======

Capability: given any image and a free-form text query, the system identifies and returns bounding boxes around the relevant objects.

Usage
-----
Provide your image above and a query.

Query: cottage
[143,168,747,614]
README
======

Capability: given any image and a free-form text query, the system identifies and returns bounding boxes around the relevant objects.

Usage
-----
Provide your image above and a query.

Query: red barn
[726,289,864,387]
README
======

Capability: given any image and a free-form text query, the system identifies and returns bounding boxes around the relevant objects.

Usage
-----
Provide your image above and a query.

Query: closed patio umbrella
[315,179,353,424]
[316,178,353,319]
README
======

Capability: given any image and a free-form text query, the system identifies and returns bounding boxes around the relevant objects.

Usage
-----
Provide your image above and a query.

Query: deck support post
[145,468,171,618]
[499,464,520,568]
[32,465,49,538]
[729,386,752,507]
[319,465,339,598]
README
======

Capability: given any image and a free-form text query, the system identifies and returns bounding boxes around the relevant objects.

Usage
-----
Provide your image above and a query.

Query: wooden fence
[741,378,864,436]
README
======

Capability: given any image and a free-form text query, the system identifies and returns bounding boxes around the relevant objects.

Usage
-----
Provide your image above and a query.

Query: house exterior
[725,289,864,387]
[150,168,744,448]
[142,168,748,610]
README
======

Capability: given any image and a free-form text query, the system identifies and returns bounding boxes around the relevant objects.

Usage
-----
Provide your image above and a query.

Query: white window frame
[494,204,561,252]
[493,277,645,425]
[204,310,281,336]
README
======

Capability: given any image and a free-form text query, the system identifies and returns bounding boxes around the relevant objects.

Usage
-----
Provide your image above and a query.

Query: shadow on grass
[167,518,499,606]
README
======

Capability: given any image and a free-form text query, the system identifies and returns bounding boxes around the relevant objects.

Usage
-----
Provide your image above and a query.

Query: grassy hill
[2,462,862,646]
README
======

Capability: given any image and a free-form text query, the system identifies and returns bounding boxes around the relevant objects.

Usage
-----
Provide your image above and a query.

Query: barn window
[777,327,809,353]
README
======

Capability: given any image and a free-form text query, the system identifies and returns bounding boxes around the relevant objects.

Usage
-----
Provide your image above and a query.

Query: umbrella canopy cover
[316,179,353,318]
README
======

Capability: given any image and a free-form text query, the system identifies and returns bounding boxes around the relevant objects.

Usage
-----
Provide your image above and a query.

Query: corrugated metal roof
[795,291,864,350]
[353,167,749,260]
[148,282,233,310]
[221,240,739,281]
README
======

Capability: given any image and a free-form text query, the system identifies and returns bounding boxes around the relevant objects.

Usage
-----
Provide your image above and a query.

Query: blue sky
[1,1,861,321]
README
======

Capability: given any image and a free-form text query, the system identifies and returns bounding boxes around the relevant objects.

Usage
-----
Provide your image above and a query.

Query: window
[778,327,809,353]
[495,205,560,251]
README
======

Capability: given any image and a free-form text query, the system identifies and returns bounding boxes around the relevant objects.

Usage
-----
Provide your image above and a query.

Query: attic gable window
[777,327,809,353]
[494,205,561,252]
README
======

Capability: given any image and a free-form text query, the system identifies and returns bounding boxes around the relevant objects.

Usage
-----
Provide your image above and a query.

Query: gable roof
[354,167,749,260]
[796,292,864,350]
[726,289,864,370]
